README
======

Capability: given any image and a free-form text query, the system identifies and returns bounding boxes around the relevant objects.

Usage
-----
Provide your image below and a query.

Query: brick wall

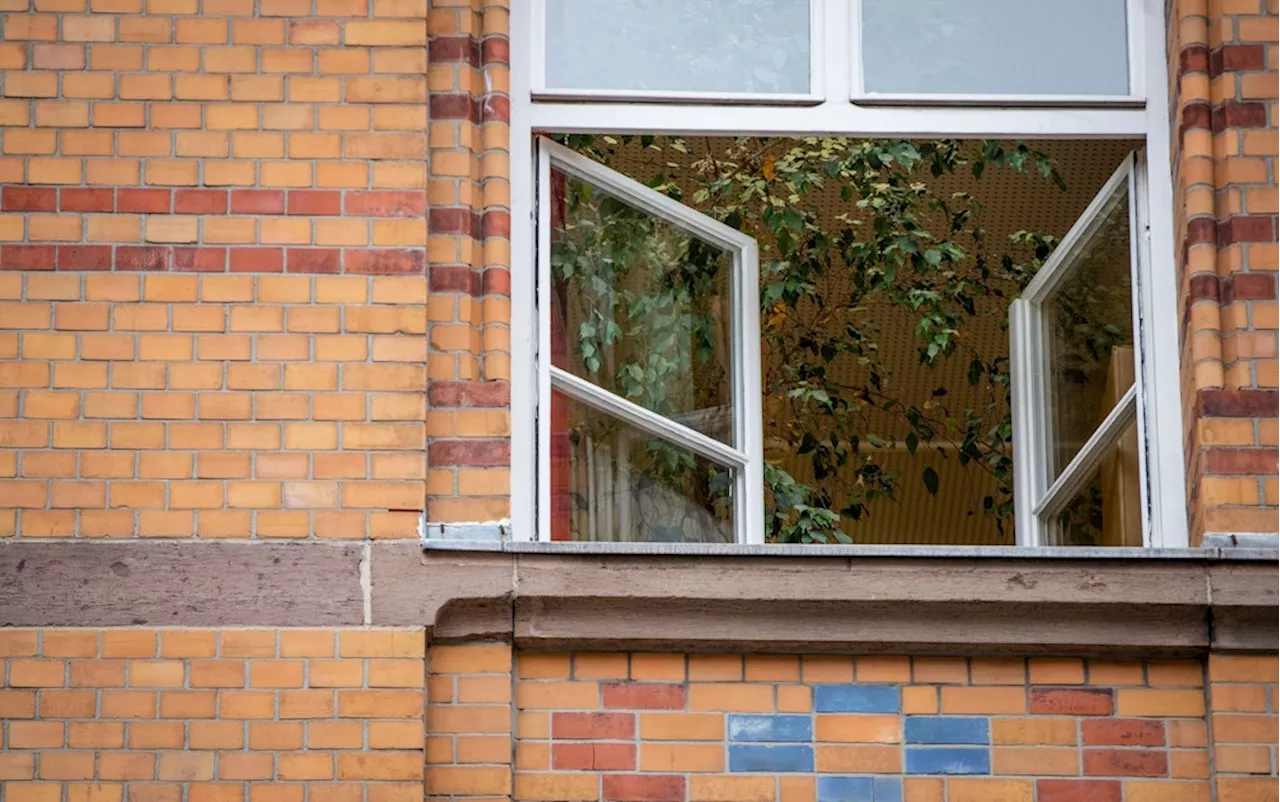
[1208,654,1279,800]
[0,0,515,538]
[417,646,1280,802]
[1171,0,1279,540]
[0,627,425,800]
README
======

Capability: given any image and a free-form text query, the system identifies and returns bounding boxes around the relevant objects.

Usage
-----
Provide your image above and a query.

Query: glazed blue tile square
[905,747,991,775]
[728,744,814,773]
[728,714,813,742]
[873,776,903,802]
[814,685,900,713]
[904,717,990,745]
[816,776,874,802]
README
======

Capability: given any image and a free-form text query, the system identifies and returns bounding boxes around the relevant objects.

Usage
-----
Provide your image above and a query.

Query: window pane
[1043,183,1134,479]
[1053,421,1142,546]
[860,0,1129,96]
[549,168,735,445]
[549,390,736,543]
[544,0,810,95]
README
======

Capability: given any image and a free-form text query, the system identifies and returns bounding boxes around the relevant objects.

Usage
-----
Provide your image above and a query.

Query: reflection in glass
[549,168,734,444]
[545,0,810,94]
[549,391,735,543]
[1053,422,1142,547]
[1043,184,1134,479]
[861,0,1129,96]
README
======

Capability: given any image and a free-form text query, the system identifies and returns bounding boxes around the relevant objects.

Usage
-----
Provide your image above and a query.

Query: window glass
[859,0,1130,96]
[549,168,735,445]
[1043,183,1134,479]
[1053,421,1141,546]
[544,0,811,95]
[550,390,736,543]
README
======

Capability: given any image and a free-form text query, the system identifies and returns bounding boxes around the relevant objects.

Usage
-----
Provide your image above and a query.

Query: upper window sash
[529,0,1146,109]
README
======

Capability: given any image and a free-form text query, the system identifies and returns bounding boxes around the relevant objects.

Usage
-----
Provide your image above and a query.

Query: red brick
[116,246,170,271]
[287,190,341,216]
[230,190,285,215]
[2,245,56,270]
[1218,216,1275,245]
[429,207,479,237]
[229,247,283,273]
[174,248,227,273]
[1037,779,1122,802]
[483,267,511,296]
[428,381,509,408]
[287,249,340,274]
[1212,102,1269,130]
[1082,719,1165,746]
[428,37,479,66]
[552,743,636,771]
[346,249,424,275]
[602,774,684,802]
[345,191,426,218]
[551,712,634,740]
[1210,44,1266,76]
[602,683,685,710]
[1030,688,1114,716]
[1204,448,1279,474]
[59,188,114,212]
[58,245,112,271]
[4,187,57,212]
[1082,749,1167,777]
[428,440,509,467]
[1197,389,1278,418]
[481,210,510,238]
[174,190,228,215]
[118,188,171,214]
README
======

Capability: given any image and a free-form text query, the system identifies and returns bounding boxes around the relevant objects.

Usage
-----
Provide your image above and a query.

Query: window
[510,0,1186,547]
[538,141,764,543]
[1010,154,1149,547]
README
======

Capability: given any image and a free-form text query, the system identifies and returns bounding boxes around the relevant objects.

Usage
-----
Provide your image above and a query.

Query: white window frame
[1010,153,1159,547]
[508,0,1188,547]
[536,140,765,544]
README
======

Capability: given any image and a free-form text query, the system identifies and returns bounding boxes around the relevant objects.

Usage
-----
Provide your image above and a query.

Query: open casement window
[536,139,765,544]
[1011,153,1153,547]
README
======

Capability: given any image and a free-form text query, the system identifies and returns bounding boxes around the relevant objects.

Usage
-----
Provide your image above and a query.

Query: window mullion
[550,366,750,471]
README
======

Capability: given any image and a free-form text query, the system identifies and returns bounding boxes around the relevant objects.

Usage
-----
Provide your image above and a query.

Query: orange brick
[815,715,900,743]
[991,716,1078,746]
[574,653,629,680]
[1029,658,1085,685]
[640,743,724,772]
[688,654,743,681]
[815,745,902,773]
[427,643,506,671]
[1117,689,1206,717]
[941,687,1027,714]
[630,653,685,682]
[514,682,598,710]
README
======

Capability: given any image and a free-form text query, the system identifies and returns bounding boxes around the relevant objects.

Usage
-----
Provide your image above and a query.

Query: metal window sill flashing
[420,539,1278,562]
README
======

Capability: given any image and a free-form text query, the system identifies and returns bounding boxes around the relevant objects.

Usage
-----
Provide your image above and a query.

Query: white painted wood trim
[1034,385,1140,519]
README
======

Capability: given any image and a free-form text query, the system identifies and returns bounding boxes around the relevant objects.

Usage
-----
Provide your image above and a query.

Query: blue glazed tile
[728,744,814,773]
[905,747,991,775]
[873,776,903,802]
[816,776,874,802]
[814,685,900,713]
[904,717,990,745]
[728,714,813,743]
